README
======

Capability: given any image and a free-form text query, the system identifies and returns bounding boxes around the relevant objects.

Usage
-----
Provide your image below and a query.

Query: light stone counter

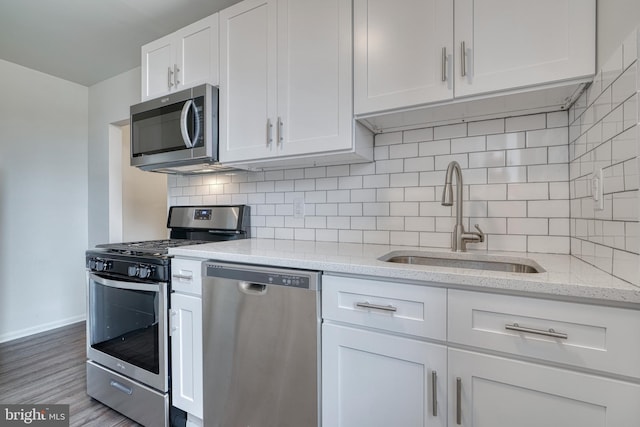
[169,238,640,307]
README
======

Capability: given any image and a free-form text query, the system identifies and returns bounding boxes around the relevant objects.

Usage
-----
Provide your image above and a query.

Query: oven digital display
[194,208,212,220]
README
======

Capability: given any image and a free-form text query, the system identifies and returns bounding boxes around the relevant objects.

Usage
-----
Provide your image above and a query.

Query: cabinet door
[176,14,220,90]
[141,35,174,100]
[353,0,453,114]
[170,293,203,418]
[454,0,595,97]
[323,323,447,427]
[219,0,278,163]
[276,0,353,156]
[449,349,640,427]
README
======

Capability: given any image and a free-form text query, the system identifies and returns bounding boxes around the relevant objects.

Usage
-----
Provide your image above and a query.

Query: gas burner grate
[96,239,211,255]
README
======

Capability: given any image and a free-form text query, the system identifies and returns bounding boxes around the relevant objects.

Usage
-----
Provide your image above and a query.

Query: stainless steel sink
[378,251,544,274]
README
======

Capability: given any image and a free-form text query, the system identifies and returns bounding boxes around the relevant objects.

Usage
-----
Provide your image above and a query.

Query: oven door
[87,273,169,392]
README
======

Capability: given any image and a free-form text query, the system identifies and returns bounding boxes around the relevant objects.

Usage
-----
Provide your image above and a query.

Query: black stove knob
[95,260,110,272]
[138,265,152,279]
[127,265,139,277]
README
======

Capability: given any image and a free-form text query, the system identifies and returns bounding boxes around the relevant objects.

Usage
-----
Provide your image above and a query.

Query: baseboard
[0,315,86,343]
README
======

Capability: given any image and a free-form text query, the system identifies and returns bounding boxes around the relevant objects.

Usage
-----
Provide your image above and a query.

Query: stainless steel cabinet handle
[456,377,462,425]
[461,41,467,77]
[172,274,193,281]
[277,117,284,146]
[505,323,568,339]
[432,371,438,417]
[441,47,447,82]
[168,67,173,88]
[266,118,273,146]
[355,301,397,313]
[174,64,180,86]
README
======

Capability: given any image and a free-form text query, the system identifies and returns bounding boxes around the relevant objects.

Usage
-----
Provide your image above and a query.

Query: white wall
[120,124,168,241]
[88,68,140,247]
[0,59,88,342]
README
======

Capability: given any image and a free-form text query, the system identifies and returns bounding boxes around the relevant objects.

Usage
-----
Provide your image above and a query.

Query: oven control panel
[86,253,168,282]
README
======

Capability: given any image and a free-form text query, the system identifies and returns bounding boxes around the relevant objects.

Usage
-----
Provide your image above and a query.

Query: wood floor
[0,321,140,427]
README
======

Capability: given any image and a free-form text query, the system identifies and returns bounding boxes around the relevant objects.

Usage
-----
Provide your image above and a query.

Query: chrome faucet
[441,161,485,252]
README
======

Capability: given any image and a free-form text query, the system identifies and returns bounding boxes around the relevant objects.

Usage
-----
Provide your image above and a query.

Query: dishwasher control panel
[205,262,319,290]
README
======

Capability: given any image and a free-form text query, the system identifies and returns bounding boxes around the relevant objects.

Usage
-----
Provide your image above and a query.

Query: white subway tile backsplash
[403,127,434,143]
[419,139,450,156]
[170,38,640,271]
[612,63,637,106]
[547,111,569,128]
[505,114,546,132]
[567,30,640,284]
[528,164,568,183]
[487,235,527,252]
[451,136,486,154]
[529,200,570,218]
[390,143,419,159]
[486,132,526,150]
[507,183,548,200]
[435,154,468,170]
[376,159,404,174]
[506,147,547,166]
[487,166,527,184]
[508,218,548,235]
[434,123,467,139]
[363,230,390,245]
[469,184,507,201]
[469,150,505,168]
[488,201,527,218]
[375,132,402,146]
[468,118,505,136]
[527,127,569,147]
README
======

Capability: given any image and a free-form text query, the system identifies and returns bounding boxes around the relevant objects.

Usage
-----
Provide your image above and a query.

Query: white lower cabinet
[322,323,447,427]
[449,348,640,427]
[170,292,203,422]
[322,276,640,427]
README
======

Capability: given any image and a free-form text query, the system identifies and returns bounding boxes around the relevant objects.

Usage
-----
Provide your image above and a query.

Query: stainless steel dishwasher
[202,261,321,427]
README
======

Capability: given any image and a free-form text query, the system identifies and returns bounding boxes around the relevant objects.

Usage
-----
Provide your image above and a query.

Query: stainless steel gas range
[85,205,249,427]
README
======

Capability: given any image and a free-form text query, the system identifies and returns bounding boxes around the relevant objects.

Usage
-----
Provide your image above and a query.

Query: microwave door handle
[180,100,198,148]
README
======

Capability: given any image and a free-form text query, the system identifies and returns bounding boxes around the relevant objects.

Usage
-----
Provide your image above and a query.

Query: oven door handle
[89,273,163,293]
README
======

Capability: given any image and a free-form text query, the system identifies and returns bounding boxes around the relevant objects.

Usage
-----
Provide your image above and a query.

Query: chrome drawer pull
[456,377,462,425]
[172,274,193,281]
[505,323,568,340]
[110,380,133,395]
[431,371,438,417]
[355,301,397,313]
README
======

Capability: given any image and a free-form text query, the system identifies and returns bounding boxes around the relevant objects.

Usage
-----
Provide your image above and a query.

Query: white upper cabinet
[218,0,277,163]
[219,0,372,168]
[354,0,454,114]
[454,0,595,98]
[354,0,595,117]
[141,14,219,101]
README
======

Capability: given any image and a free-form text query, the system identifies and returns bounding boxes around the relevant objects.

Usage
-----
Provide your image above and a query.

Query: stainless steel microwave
[130,84,220,174]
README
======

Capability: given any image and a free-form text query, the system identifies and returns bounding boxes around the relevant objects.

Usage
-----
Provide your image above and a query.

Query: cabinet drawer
[322,275,446,340]
[171,258,202,295]
[448,289,640,379]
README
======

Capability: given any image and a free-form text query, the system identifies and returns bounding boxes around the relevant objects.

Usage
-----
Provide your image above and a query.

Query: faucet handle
[473,224,485,242]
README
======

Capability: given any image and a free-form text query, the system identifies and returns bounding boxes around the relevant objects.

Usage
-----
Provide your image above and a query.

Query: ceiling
[0,0,242,86]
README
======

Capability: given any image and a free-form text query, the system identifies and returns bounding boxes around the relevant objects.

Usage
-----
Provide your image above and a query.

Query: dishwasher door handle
[238,281,268,295]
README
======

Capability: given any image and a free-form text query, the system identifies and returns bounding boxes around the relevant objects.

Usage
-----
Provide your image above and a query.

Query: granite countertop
[169,238,640,307]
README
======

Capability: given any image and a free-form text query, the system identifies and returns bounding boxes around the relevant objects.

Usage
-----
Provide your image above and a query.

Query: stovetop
[96,239,212,256]
[86,205,249,282]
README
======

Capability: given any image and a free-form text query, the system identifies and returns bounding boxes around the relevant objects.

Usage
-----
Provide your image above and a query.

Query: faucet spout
[441,161,484,252]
